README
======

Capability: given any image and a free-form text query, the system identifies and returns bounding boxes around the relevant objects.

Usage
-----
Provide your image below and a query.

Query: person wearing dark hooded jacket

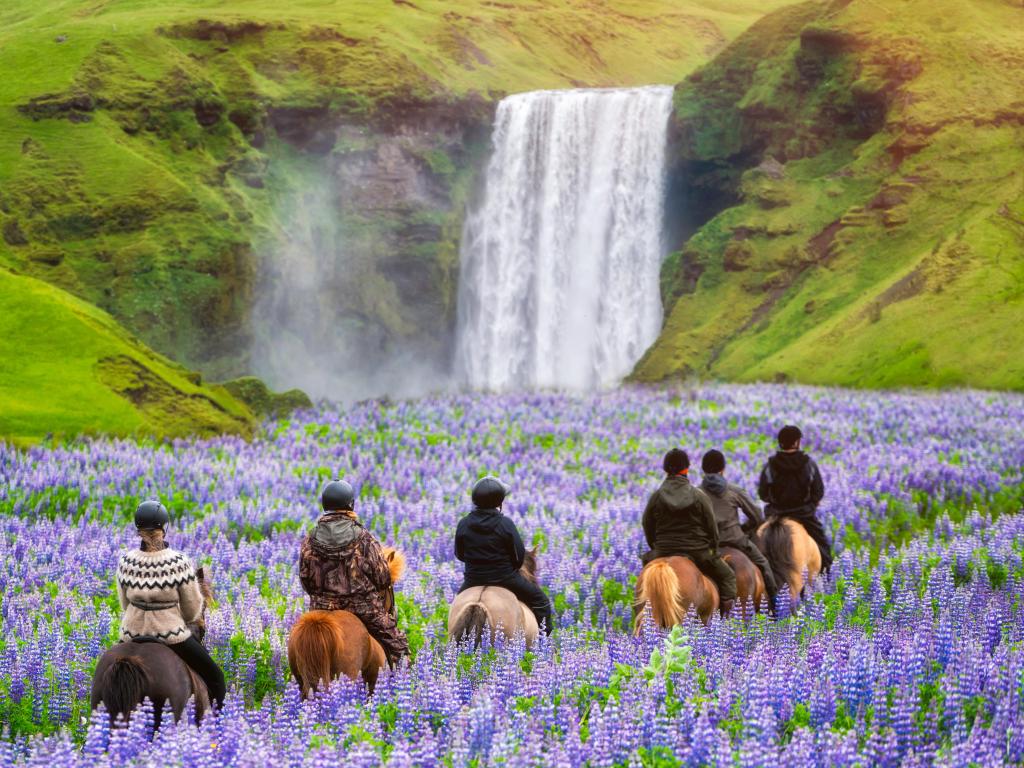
[455,476,554,634]
[299,480,409,666]
[699,449,778,601]
[641,449,737,614]
[757,425,832,572]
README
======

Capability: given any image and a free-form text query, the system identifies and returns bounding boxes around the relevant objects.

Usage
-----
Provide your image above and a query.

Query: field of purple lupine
[2,384,1024,766]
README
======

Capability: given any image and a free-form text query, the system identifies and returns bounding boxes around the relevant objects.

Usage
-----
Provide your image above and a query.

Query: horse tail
[451,603,490,646]
[760,517,796,589]
[290,613,344,697]
[100,656,149,723]
[637,560,682,630]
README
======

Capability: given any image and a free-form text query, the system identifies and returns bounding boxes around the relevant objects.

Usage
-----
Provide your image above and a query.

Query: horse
[754,517,822,602]
[90,567,213,728]
[633,556,718,631]
[447,549,540,648]
[721,545,767,617]
[287,547,405,697]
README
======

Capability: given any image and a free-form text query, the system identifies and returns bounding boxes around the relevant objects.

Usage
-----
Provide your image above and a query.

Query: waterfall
[454,85,674,391]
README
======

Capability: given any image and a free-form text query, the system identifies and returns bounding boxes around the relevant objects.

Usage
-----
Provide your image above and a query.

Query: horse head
[521,547,539,584]
[381,547,407,584]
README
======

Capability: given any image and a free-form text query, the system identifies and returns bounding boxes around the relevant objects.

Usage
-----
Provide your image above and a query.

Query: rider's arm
[115,577,128,611]
[178,560,204,625]
[641,493,658,549]
[735,487,764,526]
[505,519,526,571]
[455,520,466,562]
[698,492,719,551]
[809,460,825,505]
[360,535,393,590]
[757,465,772,504]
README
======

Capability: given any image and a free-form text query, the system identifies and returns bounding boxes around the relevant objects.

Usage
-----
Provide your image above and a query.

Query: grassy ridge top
[637,0,1024,391]
[0,0,795,103]
[0,267,254,444]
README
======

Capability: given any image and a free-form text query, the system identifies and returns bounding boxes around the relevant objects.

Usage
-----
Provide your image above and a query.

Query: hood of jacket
[700,473,728,497]
[465,507,504,534]
[769,450,811,475]
[658,474,702,507]
[310,512,363,553]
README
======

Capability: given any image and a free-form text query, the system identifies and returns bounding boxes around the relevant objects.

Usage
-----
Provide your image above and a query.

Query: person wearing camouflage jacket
[298,481,409,666]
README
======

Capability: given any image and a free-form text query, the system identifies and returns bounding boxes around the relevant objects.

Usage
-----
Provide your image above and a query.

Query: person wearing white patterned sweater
[117,500,226,709]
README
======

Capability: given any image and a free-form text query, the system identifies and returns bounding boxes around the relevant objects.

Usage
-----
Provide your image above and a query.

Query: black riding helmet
[471,476,510,509]
[135,499,169,530]
[322,480,356,512]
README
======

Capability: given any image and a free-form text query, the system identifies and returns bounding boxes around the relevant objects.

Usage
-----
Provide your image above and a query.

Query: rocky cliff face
[250,97,494,399]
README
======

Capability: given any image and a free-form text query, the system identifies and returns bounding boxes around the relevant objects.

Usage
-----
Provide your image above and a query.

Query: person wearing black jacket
[758,425,832,573]
[455,476,554,634]
[641,448,737,615]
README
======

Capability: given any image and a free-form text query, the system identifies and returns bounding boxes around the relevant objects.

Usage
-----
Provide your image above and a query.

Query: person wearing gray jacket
[700,450,779,602]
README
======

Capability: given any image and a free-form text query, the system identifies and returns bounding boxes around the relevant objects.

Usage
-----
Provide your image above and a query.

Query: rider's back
[455,508,524,582]
[116,546,203,644]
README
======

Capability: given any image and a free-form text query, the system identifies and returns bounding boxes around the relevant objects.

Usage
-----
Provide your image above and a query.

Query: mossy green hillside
[637,0,1024,391]
[0,0,796,372]
[0,267,254,444]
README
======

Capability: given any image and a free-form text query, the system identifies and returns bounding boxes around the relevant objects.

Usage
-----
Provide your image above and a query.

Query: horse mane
[635,560,683,632]
[758,517,796,586]
[520,548,538,585]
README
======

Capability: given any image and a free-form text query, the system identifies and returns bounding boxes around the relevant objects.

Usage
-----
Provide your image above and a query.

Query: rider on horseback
[641,449,738,616]
[455,476,554,635]
[116,500,226,710]
[758,425,832,574]
[299,480,409,667]
[699,449,779,603]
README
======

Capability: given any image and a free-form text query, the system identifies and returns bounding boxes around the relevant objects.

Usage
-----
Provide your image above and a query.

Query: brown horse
[447,549,540,648]
[633,556,718,631]
[287,548,405,697]
[721,546,767,617]
[755,517,822,602]
[90,567,213,727]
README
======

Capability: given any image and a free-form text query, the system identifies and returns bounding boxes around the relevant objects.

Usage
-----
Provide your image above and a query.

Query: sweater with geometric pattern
[116,547,204,645]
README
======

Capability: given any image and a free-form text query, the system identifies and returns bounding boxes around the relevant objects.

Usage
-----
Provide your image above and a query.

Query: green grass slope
[0,0,797,371]
[638,0,1024,391]
[0,267,254,444]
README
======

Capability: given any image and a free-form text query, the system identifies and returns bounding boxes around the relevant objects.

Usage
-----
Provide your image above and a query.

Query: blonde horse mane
[634,560,683,633]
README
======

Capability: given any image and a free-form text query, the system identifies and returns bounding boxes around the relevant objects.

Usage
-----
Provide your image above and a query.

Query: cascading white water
[454,85,674,391]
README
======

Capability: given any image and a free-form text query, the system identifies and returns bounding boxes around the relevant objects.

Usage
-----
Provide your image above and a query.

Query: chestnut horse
[634,556,718,630]
[91,567,213,727]
[754,517,822,601]
[287,548,405,697]
[633,547,766,631]
[721,546,767,617]
[447,549,540,648]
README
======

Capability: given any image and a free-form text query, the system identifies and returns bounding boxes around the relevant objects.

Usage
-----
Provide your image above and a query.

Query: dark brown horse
[721,546,767,617]
[447,549,540,647]
[287,548,405,697]
[90,567,213,727]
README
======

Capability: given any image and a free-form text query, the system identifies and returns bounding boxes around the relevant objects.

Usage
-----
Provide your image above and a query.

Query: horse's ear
[529,547,538,557]
[196,566,205,581]
[386,550,395,562]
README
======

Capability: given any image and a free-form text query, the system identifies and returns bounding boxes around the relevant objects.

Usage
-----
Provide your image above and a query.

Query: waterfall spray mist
[454,86,674,392]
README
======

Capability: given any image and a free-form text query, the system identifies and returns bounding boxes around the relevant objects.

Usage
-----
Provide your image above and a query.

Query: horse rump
[96,655,149,723]
[450,603,490,647]
[288,612,345,697]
